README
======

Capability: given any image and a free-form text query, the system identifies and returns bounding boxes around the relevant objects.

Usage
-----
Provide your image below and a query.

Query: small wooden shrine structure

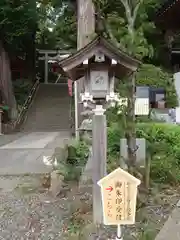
[58,35,141,133]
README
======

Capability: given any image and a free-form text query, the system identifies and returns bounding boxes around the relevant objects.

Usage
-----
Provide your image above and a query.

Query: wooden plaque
[98,167,141,225]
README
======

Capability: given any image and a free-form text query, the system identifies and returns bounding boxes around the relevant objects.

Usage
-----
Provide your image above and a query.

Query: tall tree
[0,0,37,119]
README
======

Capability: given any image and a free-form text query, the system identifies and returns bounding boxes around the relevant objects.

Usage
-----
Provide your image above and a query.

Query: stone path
[155,200,180,240]
[0,131,70,175]
[0,175,71,240]
[0,131,72,239]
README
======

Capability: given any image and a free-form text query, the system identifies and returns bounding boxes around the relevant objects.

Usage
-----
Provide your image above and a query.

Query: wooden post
[92,105,107,224]
[75,0,95,137]
[44,53,48,84]
[127,72,136,173]
[0,110,3,135]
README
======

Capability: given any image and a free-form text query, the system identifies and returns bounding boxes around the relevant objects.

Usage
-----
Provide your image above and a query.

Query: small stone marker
[175,107,180,123]
[97,167,141,225]
[120,138,146,167]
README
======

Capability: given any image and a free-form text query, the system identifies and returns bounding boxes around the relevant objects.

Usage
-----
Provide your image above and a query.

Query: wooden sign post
[98,167,141,239]
[58,36,141,227]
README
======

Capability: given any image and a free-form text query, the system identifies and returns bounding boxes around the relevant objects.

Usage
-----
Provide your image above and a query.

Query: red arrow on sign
[106,186,113,192]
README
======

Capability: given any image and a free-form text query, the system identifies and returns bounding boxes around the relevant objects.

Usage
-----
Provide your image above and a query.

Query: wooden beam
[37,49,75,54]
[38,55,70,61]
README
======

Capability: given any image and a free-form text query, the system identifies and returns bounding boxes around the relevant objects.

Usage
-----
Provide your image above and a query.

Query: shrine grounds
[1,121,180,239]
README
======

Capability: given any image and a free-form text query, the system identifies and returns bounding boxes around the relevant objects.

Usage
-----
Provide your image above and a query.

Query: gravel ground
[0,175,71,240]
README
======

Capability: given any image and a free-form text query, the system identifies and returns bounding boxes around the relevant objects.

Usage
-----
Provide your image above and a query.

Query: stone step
[21,83,70,132]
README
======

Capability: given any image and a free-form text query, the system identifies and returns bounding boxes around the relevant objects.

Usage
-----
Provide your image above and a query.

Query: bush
[65,140,89,181]
[136,123,180,184]
[107,122,180,184]
[67,139,89,166]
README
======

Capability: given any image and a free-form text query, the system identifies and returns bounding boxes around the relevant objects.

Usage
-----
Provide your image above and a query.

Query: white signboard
[117,98,149,115]
[135,98,149,115]
[176,107,180,123]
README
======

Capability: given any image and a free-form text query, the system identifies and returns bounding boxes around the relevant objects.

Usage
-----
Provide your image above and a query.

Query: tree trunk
[0,41,17,120]
[76,0,95,130]
[126,72,136,174]
[77,0,95,49]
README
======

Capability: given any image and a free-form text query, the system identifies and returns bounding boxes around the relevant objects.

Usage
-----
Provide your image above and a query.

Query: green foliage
[136,64,177,107]
[36,0,76,49]
[54,5,77,49]
[67,139,89,166]
[65,140,89,181]
[0,0,37,53]
[136,123,180,184]
[107,122,180,184]
[93,0,163,60]
[13,79,32,111]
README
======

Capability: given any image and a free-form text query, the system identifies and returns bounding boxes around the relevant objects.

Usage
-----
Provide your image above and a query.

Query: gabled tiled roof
[59,35,141,71]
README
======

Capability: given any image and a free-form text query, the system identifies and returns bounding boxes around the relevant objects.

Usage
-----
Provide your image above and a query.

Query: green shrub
[65,140,89,181]
[67,139,89,166]
[107,122,180,184]
[136,123,180,184]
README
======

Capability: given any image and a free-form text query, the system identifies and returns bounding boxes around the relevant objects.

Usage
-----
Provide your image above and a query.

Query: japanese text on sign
[98,167,141,225]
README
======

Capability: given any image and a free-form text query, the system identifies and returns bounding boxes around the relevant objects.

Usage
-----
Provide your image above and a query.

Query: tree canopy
[0,0,178,118]
[0,0,37,54]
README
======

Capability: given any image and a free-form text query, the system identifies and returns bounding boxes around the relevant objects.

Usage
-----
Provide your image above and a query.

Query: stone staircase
[21,83,70,132]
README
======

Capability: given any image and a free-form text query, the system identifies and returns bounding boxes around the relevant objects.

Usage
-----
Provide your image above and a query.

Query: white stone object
[176,107,180,123]
[93,105,106,115]
[174,72,180,106]
[81,92,93,102]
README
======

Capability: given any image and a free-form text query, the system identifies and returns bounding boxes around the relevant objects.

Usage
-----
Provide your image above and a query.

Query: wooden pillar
[0,110,3,135]
[164,30,174,68]
[92,105,107,224]
[75,0,95,138]
[44,53,48,84]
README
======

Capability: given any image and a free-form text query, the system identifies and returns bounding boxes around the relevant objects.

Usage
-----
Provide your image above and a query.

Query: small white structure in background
[175,107,180,124]
[135,98,149,115]
[116,97,149,116]
[174,72,180,106]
